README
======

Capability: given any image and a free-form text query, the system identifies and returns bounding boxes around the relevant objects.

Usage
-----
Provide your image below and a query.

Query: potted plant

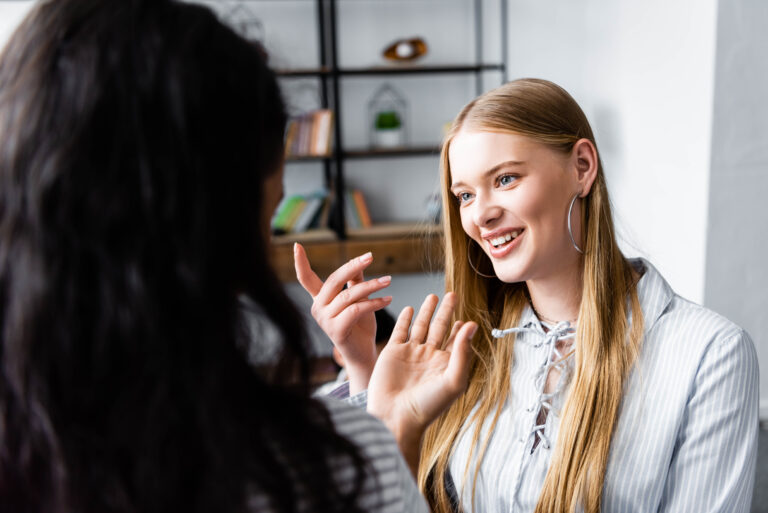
[373,110,403,148]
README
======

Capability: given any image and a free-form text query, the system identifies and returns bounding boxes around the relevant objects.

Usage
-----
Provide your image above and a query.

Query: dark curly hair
[0,1,366,512]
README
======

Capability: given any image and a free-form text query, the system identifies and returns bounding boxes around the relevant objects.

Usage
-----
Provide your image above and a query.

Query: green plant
[375,110,401,130]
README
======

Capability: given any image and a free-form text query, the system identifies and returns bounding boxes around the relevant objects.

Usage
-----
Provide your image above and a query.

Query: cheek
[517,187,559,228]
[458,207,479,241]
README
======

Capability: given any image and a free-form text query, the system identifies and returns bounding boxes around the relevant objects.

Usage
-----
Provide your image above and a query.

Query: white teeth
[490,230,521,248]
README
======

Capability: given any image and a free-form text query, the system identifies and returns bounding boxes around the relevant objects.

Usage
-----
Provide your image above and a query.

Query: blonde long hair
[419,79,644,513]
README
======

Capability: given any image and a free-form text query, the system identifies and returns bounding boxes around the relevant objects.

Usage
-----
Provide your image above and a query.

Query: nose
[472,192,502,227]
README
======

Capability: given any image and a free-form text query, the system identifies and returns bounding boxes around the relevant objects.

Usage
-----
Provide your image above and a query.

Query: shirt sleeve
[320,380,369,408]
[319,396,429,513]
[657,329,759,512]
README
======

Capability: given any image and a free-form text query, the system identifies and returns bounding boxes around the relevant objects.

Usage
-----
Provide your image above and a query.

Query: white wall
[506,0,718,304]
[704,0,768,419]
[0,1,35,50]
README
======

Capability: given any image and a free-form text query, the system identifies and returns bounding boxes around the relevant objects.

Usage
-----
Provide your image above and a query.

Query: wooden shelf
[270,223,443,281]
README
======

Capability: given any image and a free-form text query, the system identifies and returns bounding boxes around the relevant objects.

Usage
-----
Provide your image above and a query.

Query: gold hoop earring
[567,194,584,254]
[467,244,496,278]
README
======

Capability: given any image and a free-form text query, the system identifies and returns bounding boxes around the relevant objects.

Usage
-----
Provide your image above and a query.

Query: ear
[572,138,598,197]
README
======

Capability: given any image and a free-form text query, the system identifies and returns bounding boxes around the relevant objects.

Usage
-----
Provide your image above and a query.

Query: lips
[483,228,525,258]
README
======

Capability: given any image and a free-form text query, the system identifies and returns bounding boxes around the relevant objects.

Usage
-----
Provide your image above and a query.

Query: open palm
[367,293,477,439]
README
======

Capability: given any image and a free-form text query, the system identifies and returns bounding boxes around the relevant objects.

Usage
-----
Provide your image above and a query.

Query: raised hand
[366,292,477,476]
[294,243,392,394]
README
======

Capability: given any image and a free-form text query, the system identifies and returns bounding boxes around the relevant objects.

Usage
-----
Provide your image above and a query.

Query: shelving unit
[265,0,508,280]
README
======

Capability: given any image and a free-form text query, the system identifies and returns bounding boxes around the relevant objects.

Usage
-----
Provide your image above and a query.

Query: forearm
[370,413,425,478]
[399,436,423,479]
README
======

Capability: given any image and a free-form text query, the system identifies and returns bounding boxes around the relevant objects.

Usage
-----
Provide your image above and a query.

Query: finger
[294,243,324,297]
[390,306,414,344]
[326,275,392,318]
[346,268,365,290]
[445,322,478,392]
[443,321,464,352]
[334,296,393,332]
[425,292,457,347]
[409,294,439,344]
[314,252,374,306]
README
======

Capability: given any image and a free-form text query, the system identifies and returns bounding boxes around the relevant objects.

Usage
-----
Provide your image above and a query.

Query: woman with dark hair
[0,1,476,511]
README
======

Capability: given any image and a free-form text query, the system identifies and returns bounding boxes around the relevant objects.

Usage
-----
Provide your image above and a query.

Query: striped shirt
[250,395,429,513]
[449,258,759,512]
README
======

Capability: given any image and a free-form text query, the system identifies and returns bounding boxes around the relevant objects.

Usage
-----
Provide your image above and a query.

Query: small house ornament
[368,84,408,149]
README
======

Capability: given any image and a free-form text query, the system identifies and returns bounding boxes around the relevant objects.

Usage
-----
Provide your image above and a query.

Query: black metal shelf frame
[277,64,504,77]
[279,0,508,239]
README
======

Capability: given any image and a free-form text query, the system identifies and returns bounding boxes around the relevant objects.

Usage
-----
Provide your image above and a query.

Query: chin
[494,270,526,284]
[490,258,530,284]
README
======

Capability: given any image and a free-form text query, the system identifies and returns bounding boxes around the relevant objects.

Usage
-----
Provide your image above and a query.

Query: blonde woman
[295,78,759,512]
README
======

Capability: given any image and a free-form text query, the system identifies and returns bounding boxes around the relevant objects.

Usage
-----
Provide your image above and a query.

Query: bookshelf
[260,0,508,279]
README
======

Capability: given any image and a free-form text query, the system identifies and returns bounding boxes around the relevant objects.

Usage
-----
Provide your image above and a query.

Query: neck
[526,260,583,324]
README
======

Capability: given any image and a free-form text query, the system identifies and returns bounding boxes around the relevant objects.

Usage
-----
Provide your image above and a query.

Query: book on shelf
[284,109,334,158]
[352,189,372,228]
[345,189,372,230]
[271,190,330,235]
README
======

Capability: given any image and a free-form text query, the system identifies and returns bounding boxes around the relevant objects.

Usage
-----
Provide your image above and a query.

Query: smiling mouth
[488,229,524,249]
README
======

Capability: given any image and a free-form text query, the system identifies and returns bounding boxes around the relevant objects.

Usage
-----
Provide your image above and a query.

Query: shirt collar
[510,257,673,334]
[631,257,675,334]
[519,301,539,329]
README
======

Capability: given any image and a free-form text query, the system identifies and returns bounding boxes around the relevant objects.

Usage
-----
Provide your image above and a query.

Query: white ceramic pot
[373,128,403,148]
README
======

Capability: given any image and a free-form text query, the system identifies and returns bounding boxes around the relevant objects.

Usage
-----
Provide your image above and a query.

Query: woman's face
[448,130,585,284]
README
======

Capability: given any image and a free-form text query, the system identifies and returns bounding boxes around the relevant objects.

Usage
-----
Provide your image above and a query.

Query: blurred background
[1,0,766,508]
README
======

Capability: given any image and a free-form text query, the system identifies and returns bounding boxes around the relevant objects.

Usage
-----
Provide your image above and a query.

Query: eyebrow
[450,160,525,190]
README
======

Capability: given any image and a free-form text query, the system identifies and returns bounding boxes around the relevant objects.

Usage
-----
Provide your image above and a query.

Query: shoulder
[634,259,757,383]
[634,258,751,353]
[316,396,430,513]
[660,294,749,349]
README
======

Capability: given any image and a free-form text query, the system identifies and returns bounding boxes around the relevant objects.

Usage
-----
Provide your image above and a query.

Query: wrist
[346,359,375,395]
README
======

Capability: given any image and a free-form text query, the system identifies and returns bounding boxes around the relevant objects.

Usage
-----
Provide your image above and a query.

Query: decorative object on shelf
[368,84,408,149]
[382,37,428,62]
[221,2,265,44]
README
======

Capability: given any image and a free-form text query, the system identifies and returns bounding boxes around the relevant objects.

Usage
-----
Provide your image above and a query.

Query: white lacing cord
[493,320,576,450]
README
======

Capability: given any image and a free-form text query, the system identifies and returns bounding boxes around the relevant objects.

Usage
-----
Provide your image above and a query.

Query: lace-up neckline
[492,319,576,452]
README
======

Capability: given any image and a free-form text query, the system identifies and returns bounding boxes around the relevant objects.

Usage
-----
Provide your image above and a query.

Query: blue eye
[456,192,474,204]
[499,174,517,186]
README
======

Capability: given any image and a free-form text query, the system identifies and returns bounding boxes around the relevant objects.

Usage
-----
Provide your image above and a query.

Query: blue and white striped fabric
[248,395,428,512]
[449,258,759,512]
